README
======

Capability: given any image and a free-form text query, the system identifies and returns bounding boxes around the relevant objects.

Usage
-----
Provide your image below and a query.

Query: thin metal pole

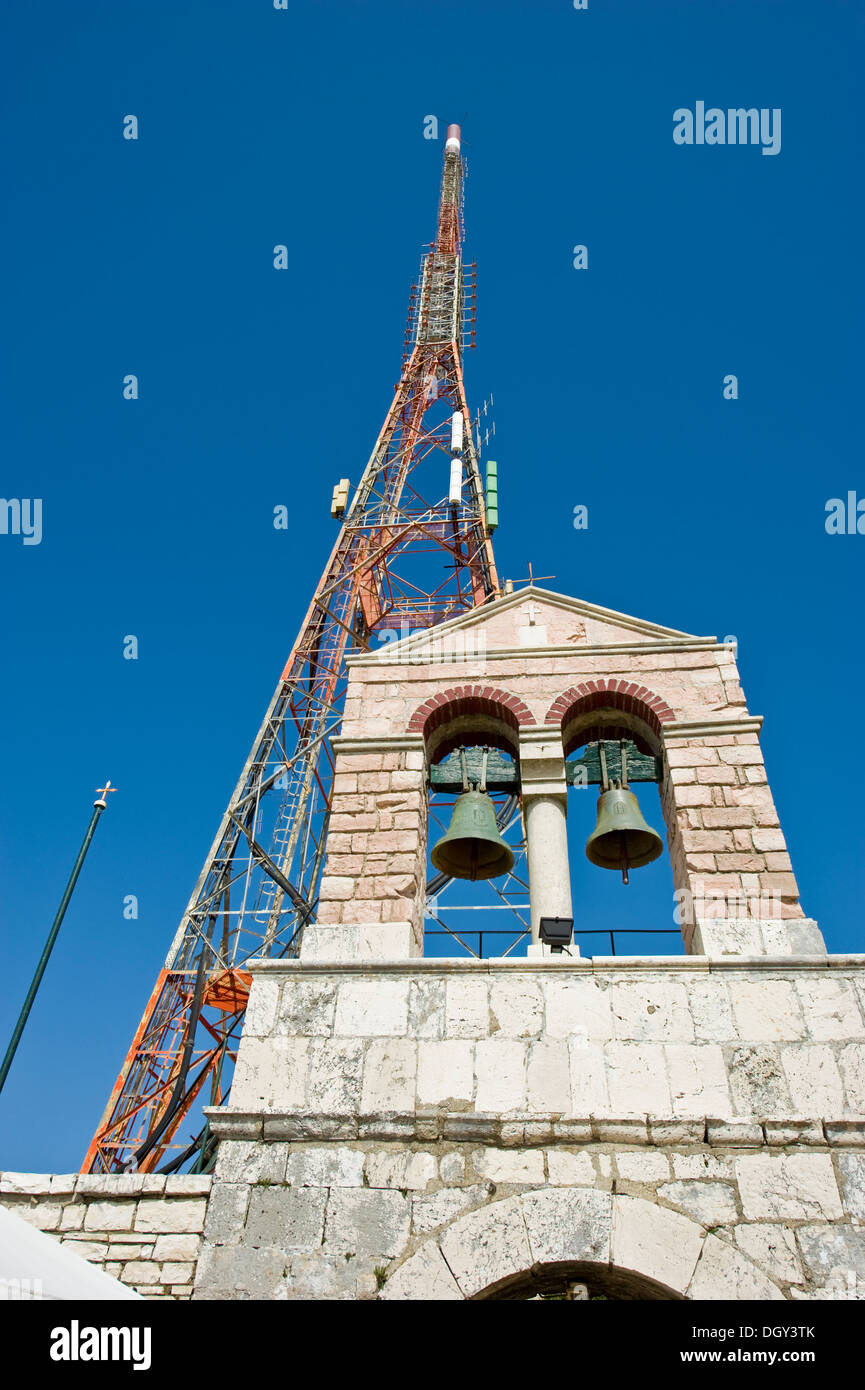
[0,785,115,1096]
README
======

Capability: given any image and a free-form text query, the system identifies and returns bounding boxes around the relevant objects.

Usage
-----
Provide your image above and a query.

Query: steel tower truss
[85,126,500,1173]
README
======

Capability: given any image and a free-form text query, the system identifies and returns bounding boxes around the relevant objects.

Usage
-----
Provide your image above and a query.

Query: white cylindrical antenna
[448,457,462,506]
[450,411,463,455]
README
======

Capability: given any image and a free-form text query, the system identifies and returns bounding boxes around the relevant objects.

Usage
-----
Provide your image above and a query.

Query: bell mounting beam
[84,123,499,1174]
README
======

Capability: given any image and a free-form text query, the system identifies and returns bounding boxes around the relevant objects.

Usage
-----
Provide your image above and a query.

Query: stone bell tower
[194,588,865,1301]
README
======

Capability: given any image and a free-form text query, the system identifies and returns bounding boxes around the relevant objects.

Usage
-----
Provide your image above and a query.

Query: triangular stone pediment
[356,587,713,664]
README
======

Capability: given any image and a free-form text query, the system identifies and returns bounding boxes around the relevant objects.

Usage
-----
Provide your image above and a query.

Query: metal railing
[424,927,682,959]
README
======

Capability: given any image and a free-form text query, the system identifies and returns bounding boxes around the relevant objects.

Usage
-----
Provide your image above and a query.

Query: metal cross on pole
[0,783,117,1096]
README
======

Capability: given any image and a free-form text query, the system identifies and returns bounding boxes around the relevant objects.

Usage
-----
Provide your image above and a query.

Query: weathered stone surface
[666,1044,731,1117]
[287,1148,365,1189]
[611,980,694,1042]
[734,1223,802,1284]
[120,1261,160,1286]
[194,1243,286,1300]
[445,978,490,1038]
[276,980,337,1036]
[736,1155,843,1221]
[489,979,543,1038]
[408,978,445,1038]
[526,1039,570,1112]
[244,979,280,1036]
[231,1036,309,1109]
[324,1188,410,1258]
[794,977,864,1041]
[153,1234,202,1262]
[83,1201,137,1232]
[202,1183,250,1245]
[380,1242,463,1300]
[727,1045,791,1116]
[522,1187,611,1266]
[411,1186,487,1235]
[567,1041,609,1112]
[728,978,806,1042]
[135,1198,208,1235]
[360,1039,416,1111]
[474,1040,526,1113]
[306,1039,364,1111]
[781,1045,845,1114]
[216,1140,288,1184]
[836,1154,865,1219]
[796,1223,865,1284]
[244,1186,327,1251]
[610,1195,704,1294]
[687,978,735,1042]
[416,1040,474,1106]
[839,1043,865,1109]
[545,977,612,1040]
[687,1233,784,1300]
[334,979,409,1036]
[546,1150,596,1185]
[672,1154,732,1180]
[615,1152,670,1184]
[439,1195,531,1297]
[657,1180,738,1227]
[605,1044,671,1115]
[474,1149,544,1185]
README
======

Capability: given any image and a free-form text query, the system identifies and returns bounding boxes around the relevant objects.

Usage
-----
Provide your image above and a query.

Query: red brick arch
[545,679,675,753]
[408,686,536,750]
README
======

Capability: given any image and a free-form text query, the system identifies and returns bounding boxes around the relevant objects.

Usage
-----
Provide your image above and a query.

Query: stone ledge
[347,640,724,668]
[202,1109,865,1149]
[0,1174,213,1198]
[244,953,864,976]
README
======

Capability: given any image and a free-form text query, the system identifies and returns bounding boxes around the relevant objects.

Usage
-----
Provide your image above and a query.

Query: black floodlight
[538,916,574,953]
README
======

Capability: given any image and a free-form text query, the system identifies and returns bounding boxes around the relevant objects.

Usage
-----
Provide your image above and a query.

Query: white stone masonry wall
[0,1173,211,1299]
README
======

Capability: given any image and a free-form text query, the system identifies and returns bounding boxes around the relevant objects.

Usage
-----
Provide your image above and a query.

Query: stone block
[781,1045,845,1114]
[545,1150,595,1185]
[545,977,612,1040]
[161,1263,195,1284]
[727,1045,791,1117]
[672,1154,731,1179]
[323,1188,410,1258]
[0,1173,53,1194]
[153,1234,202,1261]
[445,978,490,1038]
[439,1195,531,1297]
[231,1036,309,1109]
[334,979,409,1036]
[380,1242,463,1301]
[604,1043,671,1115]
[120,1261,161,1286]
[61,1240,109,1261]
[526,1039,570,1112]
[243,979,280,1036]
[474,1040,526,1113]
[411,1185,487,1235]
[408,978,445,1038]
[687,1233,784,1300]
[567,1041,609,1113]
[839,1043,865,1110]
[82,1201,137,1232]
[706,1119,762,1147]
[734,1224,802,1284]
[728,979,806,1042]
[360,1039,417,1111]
[276,980,337,1036]
[615,1152,670,1184]
[59,1205,86,1230]
[687,979,735,1042]
[287,1148,365,1189]
[10,1203,61,1231]
[489,979,544,1038]
[134,1199,208,1235]
[837,1154,865,1219]
[416,1039,474,1107]
[736,1154,843,1221]
[163,1177,212,1197]
[611,1196,704,1295]
[657,1180,738,1226]
[194,1243,287,1300]
[522,1187,612,1266]
[611,980,694,1042]
[217,1140,289,1184]
[795,1223,865,1285]
[306,1039,364,1112]
[474,1149,545,1185]
[665,1044,732,1117]
[244,1186,328,1251]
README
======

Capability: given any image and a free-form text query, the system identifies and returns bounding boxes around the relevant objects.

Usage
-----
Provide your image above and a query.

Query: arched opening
[550,683,683,958]
[410,688,535,960]
[477,1260,683,1301]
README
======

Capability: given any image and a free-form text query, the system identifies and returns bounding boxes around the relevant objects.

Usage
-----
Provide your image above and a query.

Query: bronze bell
[431,790,515,882]
[585,786,664,884]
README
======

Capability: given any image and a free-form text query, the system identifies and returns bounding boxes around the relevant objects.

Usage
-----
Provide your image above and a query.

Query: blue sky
[1,0,862,1170]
